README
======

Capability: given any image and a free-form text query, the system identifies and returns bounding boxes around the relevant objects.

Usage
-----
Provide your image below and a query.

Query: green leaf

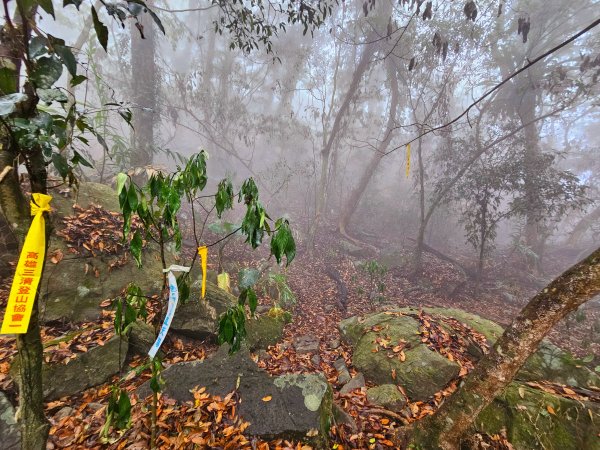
[595,366,600,373]
[29,36,48,58]
[127,184,139,211]
[238,268,260,290]
[150,375,161,393]
[270,221,296,266]
[70,74,87,87]
[54,45,77,76]
[37,0,55,17]
[215,179,234,218]
[31,56,63,89]
[63,0,83,9]
[91,6,109,52]
[51,153,69,179]
[0,67,17,95]
[130,230,142,268]
[0,93,27,116]
[582,354,594,363]
[37,88,68,103]
[247,288,258,314]
[177,275,190,304]
[71,150,93,168]
[116,173,128,195]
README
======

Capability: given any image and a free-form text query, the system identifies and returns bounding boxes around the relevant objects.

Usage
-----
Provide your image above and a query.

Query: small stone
[311,354,321,366]
[329,339,341,349]
[54,406,75,421]
[294,335,320,354]
[340,373,365,395]
[86,402,104,412]
[338,370,351,385]
[333,358,347,372]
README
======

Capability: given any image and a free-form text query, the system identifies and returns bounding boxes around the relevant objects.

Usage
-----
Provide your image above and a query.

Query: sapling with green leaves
[113,151,295,446]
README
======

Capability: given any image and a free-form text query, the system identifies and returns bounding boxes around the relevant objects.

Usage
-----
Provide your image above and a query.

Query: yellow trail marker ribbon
[1,193,52,334]
[405,143,411,178]
[198,246,208,299]
[217,272,231,293]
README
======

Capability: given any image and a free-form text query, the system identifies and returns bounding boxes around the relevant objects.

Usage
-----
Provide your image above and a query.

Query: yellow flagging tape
[1,194,52,334]
[198,246,208,299]
[217,272,231,293]
[406,143,411,178]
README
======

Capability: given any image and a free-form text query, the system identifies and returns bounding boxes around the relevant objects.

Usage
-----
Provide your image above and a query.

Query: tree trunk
[517,77,544,273]
[337,58,399,236]
[0,4,50,449]
[403,247,600,450]
[306,30,377,251]
[130,7,157,170]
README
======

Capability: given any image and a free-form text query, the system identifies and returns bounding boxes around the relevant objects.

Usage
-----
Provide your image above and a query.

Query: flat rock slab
[138,347,332,447]
[42,335,128,400]
[0,392,19,450]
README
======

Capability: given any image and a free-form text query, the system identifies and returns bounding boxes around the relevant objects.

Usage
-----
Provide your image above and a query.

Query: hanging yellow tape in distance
[406,143,411,178]
[197,246,208,298]
[1,194,52,334]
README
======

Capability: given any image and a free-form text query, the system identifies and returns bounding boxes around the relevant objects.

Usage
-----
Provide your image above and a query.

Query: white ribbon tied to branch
[148,265,190,359]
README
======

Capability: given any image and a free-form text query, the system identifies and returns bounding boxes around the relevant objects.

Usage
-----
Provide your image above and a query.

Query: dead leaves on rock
[56,204,145,258]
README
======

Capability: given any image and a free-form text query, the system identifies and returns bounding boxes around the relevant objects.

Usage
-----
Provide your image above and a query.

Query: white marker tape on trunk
[148,265,190,359]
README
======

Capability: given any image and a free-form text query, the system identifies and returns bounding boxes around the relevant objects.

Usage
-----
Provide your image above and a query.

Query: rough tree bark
[402,247,600,450]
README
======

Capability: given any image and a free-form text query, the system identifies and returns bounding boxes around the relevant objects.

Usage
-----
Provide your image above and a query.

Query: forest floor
[0,222,598,449]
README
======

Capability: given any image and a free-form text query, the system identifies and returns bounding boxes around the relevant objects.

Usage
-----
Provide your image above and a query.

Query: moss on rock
[476,382,600,450]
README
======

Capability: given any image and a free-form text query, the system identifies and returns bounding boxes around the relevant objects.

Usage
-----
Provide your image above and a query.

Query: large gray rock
[42,183,169,322]
[138,346,332,448]
[339,312,460,401]
[128,320,156,356]
[0,392,19,450]
[42,335,128,400]
[170,281,236,340]
[245,313,289,351]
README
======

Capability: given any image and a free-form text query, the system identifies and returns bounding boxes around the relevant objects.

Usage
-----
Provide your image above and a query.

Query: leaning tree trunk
[403,247,600,450]
[130,7,157,170]
[337,58,399,236]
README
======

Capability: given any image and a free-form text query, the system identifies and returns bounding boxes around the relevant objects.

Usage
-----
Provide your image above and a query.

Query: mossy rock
[340,312,460,401]
[42,182,176,323]
[246,313,289,351]
[366,384,407,412]
[476,382,600,450]
[51,182,120,217]
[398,307,600,390]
